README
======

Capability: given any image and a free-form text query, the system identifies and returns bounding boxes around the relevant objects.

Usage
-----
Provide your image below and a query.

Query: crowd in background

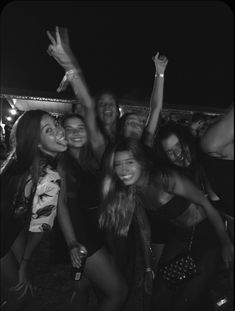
[0,26,233,311]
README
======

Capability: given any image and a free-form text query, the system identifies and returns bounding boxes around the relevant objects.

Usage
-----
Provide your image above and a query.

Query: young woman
[95,91,120,145]
[99,138,233,311]
[0,110,67,310]
[54,113,127,311]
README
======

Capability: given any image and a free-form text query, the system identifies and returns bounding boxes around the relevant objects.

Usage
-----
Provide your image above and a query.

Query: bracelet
[65,69,82,80]
[155,73,164,78]
[145,267,152,272]
[57,69,82,93]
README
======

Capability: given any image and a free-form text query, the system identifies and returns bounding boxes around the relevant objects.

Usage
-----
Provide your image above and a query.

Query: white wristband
[155,73,164,78]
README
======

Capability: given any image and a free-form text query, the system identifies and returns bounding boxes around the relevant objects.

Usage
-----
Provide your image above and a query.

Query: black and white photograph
[0,1,233,310]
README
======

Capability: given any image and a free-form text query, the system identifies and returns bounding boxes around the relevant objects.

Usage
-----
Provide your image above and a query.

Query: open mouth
[104,110,113,116]
[121,175,133,182]
[56,137,67,147]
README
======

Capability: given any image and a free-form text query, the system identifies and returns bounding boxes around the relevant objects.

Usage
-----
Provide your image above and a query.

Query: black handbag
[158,225,200,290]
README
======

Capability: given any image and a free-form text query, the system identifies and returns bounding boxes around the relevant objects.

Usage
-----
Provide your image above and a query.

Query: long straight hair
[1,110,49,216]
[99,138,152,236]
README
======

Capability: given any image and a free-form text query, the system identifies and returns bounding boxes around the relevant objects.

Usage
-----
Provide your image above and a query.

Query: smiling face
[124,114,143,139]
[97,93,119,125]
[114,150,143,186]
[161,133,191,167]
[39,114,67,157]
[63,117,87,148]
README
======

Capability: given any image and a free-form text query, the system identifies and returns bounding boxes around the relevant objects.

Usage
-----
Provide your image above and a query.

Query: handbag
[158,225,200,290]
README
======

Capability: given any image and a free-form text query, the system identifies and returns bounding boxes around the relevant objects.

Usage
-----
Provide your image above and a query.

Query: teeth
[122,175,132,180]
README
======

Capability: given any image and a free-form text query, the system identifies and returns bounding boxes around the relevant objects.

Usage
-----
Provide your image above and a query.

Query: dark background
[0,1,233,109]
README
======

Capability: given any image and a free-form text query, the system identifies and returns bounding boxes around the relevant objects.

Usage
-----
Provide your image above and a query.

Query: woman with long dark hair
[0,110,67,310]
[99,138,233,311]
[54,113,127,311]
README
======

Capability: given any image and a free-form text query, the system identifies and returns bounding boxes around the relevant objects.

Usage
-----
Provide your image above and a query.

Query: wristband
[57,69,82,93]
[155,73,164,78]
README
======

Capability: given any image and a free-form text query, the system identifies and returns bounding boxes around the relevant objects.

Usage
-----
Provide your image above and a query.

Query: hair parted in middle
[99,137,152,236]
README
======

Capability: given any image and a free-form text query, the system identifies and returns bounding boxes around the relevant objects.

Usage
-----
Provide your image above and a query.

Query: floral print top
[29,165,61,232]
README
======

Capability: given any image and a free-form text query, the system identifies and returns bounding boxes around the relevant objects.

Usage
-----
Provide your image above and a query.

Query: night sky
[0,1,233,109]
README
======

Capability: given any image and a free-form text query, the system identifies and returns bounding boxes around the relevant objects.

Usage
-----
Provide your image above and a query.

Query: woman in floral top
[0,110,67,310]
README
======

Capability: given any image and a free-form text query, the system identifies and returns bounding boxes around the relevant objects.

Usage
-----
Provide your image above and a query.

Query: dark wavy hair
[154,121,206,189]
[116,112,143,141]
[99,137,153,236]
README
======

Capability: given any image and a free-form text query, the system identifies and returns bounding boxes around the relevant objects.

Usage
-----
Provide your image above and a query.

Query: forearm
[22,232,44,260]
[58,200,77,247]
[200,199,231,245]
[145,74,165,136]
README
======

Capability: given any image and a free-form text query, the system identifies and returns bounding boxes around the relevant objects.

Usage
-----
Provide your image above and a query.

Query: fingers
[46,30,56,45]
[55,26,61,45]
[70,249,82,268]
[10,282,25,292]
[47,45,54,56]
[17,285,28,301]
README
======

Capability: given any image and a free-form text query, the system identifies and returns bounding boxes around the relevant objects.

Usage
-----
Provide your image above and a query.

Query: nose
[121,163,129,175]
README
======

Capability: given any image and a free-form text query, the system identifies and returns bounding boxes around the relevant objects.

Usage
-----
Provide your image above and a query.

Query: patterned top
[29,166,61,232]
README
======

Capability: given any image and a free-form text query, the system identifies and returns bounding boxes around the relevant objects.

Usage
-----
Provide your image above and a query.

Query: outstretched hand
[46,26,78,71]
[152,52,168,75]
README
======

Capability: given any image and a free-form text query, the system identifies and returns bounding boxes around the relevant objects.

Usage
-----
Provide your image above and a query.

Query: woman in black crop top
[99,138,233,311]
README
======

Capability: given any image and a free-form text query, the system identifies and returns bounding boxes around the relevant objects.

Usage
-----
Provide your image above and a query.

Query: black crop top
[137,179,190,220]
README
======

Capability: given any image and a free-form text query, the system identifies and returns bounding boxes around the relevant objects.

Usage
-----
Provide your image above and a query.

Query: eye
[46,127,53,134]
[127,160,134,165]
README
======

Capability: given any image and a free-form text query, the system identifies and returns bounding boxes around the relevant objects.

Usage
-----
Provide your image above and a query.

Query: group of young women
[0,26,233,311]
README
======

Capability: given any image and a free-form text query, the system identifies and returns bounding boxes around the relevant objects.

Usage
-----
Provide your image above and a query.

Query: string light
[9,108,17,115]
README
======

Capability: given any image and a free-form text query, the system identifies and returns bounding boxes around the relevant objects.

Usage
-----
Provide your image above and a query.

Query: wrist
[68,240,80,251]
[21,257,31,263]
[155,73,164,78]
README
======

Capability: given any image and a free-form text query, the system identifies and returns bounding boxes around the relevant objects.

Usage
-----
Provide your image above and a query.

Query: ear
[38,143,43,151]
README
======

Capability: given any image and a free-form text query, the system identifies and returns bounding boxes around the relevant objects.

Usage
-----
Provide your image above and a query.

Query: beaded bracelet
[57,68,82,92]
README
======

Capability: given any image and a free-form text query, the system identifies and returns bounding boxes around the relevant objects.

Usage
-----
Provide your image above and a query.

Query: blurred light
[0,122,5,134]
[6,116,12,122]
[9,108,17,115]
[119,107,124,116]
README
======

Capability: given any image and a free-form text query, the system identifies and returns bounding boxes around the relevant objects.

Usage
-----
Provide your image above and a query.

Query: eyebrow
[41,123,52,130]
[114,157,134,163]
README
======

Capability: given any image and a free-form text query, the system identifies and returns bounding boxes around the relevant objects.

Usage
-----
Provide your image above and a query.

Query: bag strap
[188,225,195,251]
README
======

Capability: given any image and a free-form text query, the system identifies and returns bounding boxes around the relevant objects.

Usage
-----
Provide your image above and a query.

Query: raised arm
[47,26,105,161]
[144,52,168,147]
[168,171,233,268]
[200,104,234,159]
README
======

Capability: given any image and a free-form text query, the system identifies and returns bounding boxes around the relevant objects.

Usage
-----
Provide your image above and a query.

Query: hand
[221,241,234,269]
[10,260,35,300]
[69,243,87,269]
[152,52,168,75]
[46,26,79,71]
[144,269,155,295]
